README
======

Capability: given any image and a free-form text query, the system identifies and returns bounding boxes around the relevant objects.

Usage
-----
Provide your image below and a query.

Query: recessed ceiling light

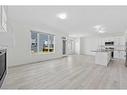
[56,12,67,20]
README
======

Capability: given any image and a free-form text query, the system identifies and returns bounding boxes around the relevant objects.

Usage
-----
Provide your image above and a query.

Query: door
[62,40,66,55]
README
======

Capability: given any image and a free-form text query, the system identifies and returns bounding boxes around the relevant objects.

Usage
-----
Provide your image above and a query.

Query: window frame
[31,31,55,55]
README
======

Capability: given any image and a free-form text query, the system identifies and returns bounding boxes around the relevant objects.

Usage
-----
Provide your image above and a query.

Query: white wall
[3,20,68,67]
[67,38,75,55]
[80,37,99,55]
[74,38,80,55]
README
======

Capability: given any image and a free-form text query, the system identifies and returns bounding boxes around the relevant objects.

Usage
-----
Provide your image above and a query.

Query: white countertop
[92,49,125,52]
[92,50,112,52]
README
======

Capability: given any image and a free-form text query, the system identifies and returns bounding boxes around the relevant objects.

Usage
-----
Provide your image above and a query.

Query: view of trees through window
[31,31,55,54]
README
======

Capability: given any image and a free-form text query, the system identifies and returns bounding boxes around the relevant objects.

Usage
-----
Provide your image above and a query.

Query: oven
[0,49,7,87]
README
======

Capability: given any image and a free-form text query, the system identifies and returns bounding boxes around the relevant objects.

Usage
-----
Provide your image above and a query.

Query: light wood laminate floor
[1,55,127,89]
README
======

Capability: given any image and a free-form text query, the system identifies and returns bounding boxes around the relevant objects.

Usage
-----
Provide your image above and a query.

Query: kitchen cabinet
[120,51,126,59]
[95,51,111,66]
[0,6,7,32]
[100,36,125,59]
[114,51,119,59]
[0,7,1,28]
[101,37,114,46]
[113,37,125,59]
[114,51,125,59]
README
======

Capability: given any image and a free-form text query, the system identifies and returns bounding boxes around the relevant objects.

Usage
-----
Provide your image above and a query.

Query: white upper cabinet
[101,37,114,46]
[0,6,7,32]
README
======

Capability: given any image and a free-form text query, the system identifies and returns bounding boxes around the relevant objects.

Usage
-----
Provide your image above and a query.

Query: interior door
[62,40,66,55]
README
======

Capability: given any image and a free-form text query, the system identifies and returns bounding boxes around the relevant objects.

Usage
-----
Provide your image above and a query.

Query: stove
[0,49,7,87]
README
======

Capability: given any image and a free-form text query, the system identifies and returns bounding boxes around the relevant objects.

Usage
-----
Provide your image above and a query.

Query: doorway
[62,37,66,55]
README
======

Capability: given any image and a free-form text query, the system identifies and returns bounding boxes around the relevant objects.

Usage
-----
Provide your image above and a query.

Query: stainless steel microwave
[105,41,114,46]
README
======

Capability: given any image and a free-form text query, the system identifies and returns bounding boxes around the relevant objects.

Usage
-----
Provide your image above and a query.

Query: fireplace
[0,49,7,87]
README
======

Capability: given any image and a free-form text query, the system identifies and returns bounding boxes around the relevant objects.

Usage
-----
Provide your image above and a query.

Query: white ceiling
[8,6,127,37]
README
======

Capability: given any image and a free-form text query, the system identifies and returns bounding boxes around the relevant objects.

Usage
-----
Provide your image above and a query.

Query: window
[31,31,38,53]
[31,31,55,54]
[39,33,48,53]
[48,35,55,52]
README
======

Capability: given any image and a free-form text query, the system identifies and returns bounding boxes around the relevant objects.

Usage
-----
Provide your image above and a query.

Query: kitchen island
[92,50,111,66]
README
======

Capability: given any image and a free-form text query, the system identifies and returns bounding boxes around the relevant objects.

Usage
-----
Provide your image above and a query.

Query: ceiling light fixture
[93,25,106,33]
[98,30,105,33]
[56,12,67,20]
